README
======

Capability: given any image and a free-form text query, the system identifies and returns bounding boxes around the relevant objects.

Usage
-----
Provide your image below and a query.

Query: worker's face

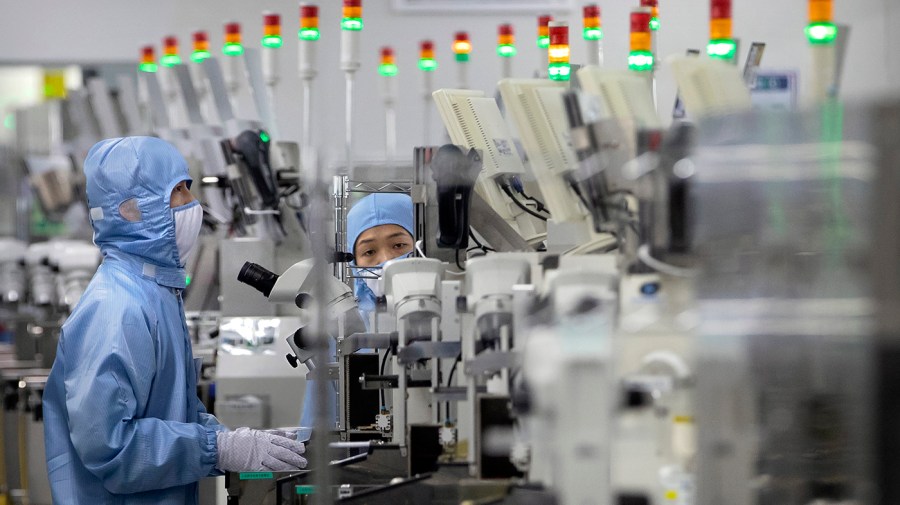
[354,224,414,268]
[170,180,195,208]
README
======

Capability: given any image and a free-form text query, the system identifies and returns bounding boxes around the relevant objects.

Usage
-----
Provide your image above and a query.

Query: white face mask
[363,276,383,298]
[173,202,203,266]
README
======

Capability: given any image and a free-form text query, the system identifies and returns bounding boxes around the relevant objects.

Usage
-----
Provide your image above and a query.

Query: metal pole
[302,80,313,153]
[345,73,354,172]
[423,72,434,146]
[385,104,397,160]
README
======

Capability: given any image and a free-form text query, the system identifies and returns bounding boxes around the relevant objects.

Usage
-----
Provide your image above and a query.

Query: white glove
[216,427,307,472]
[261,427,300,440]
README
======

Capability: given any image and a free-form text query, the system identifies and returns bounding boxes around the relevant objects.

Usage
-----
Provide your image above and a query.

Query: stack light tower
[222,22,244,102]
[419,40,437,146]
[537,14,552,75]
[707,0,737,62]
[191,31,211,63]
[298,4,320,155]
[136,46,157,134]
[139,46,158,73]
[453,32,472,89]
[547,22,571,82]
[261,12,286,166]
[582,4,603,67]
[223,21,244,56]
[159,36,185,127]
[190,31,214,124]
[628,8,654,73]
[379,47,398,159]
[341,0,363,172]
[497,24,516,79]
[261,13,283,88]
[807,0,839,102]
[160,36,182,68]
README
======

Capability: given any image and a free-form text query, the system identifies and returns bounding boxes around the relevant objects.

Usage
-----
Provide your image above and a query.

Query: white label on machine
[751,70,798,111]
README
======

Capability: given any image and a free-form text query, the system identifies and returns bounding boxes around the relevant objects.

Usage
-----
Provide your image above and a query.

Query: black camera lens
[237,262,279,298]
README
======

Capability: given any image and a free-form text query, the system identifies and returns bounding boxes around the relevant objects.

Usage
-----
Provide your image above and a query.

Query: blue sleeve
[198,406,227,433]
[299,337,338,439]
[63,308,220,494]
[197,404,227,477]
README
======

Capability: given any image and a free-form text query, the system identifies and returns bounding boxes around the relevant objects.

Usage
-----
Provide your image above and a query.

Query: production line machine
[202,30,900,503]
[213,54,728,504]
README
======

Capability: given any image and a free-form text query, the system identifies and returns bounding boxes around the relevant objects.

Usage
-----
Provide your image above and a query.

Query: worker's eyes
[362,250,375,257]
[393,243,408,250]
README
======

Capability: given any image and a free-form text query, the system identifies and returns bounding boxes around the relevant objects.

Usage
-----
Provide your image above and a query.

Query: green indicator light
[259,131,270,143]
[706,39,737,60]
[191,50,211,63]
[650,18,660,31]
[295,485,315,495]
[497,44,517,57]
[262,35,283,48]
[628,50,654,72]
[583,28,603,41]
[239,472,274,480]
[185,275,192,286]
[139,62,158,73]
[299,28,320,41]
[806,22,838,44]
[548,62,571,81]
[223,43,244,56]
[418,58,437,72]
[341,18,363,31]
[160,55,181,67]
[537,36,550,49]
[4,113,15,130]
[378,63,398,77]
[455,53,469,62]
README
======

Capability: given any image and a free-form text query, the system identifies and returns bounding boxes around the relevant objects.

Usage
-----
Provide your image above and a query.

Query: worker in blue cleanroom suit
[298,193,415,433]
[346,192,416,317]
[42,137,307,505]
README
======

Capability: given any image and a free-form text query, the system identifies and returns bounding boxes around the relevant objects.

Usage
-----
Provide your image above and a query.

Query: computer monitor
[667,56,752,118]
[575,66,662,130]
[433,88,545,244]
[498,78,586,223]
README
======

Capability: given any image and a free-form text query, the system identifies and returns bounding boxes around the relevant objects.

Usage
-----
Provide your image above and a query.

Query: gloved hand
[216,427,307,472]
[261,427,299,440]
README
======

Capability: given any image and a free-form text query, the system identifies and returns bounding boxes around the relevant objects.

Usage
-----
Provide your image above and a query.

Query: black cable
[454,248,466,271]
[379,347,391,408]
[447,353,461,386]
[445,352,462,424]
[468,229,495,253]
[500,184,548,221]
[516,188,551,215]
[567,179,593,211]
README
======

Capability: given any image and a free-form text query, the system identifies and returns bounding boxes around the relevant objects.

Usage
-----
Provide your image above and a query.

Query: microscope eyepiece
[237,262,279,298]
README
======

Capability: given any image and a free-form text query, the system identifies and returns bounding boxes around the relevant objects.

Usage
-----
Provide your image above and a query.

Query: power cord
[500,183,549,222]
[379,347,392,409]
[467,229,495,254]
[445,352,462,423]
[515,188,551,215]
[454,248,466,271]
